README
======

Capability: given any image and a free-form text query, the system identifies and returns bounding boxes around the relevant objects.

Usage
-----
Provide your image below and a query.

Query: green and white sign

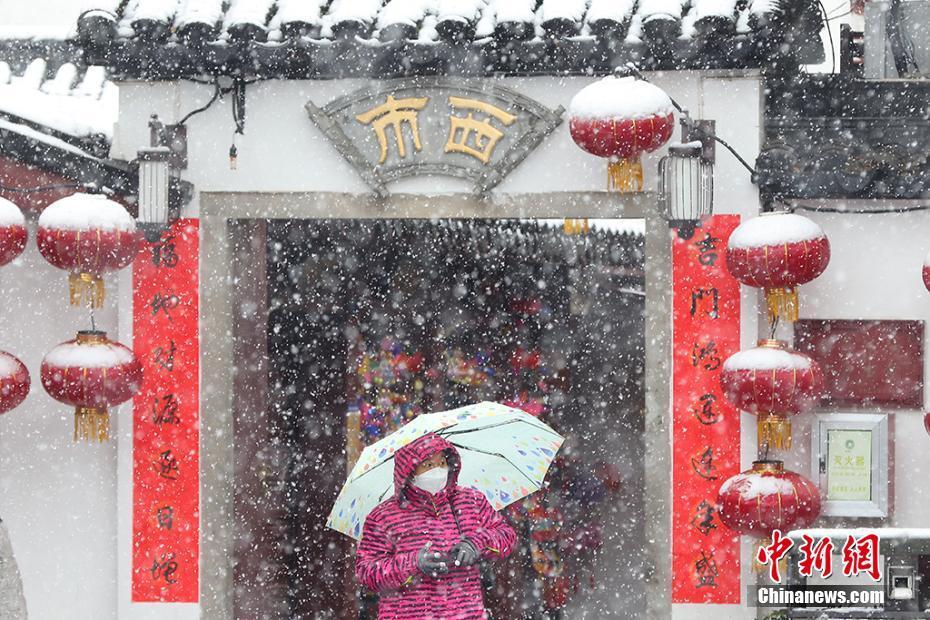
[827,429,872,501]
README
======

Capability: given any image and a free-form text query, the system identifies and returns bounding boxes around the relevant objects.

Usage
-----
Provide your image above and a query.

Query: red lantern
[923,251,930,294]
[569,75,675,192]
[720,339,823,449]
[726,212,830,323]
[0,351,30,414]
[41,330,142,442]
[37,193,142,308]
[0,197,27,267]
[924,412,930,438]
[717,460,821,541]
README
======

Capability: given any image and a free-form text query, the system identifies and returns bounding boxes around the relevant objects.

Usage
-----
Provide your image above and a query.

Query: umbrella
[327,401,564,540]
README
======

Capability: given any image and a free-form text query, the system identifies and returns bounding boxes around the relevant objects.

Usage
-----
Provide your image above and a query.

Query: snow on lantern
[0,197,27,267]
[720,339,823,450]
[726,212,830,324]
[41,330,143,442]
[0,351,30,415]
[717,460,821,568]
[37,193,142,309]
[568,75,675,192]
[923,251,930,294]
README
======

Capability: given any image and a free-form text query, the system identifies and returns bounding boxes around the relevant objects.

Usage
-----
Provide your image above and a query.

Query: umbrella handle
[449,490,465,540]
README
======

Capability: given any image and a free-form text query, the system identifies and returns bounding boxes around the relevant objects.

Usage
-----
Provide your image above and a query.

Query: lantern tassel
[758,413,792,450]
[753,537,790,581]
[75,406,109,442]
[764,287,799,324]
[69,273,105,309]
[607,157,643,193]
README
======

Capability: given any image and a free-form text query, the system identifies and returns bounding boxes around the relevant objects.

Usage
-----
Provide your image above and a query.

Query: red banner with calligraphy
[671,215,741,603]
[131,218,200,602]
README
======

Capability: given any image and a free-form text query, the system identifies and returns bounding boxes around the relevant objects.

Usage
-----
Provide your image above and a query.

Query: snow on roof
[0,56,116,151]
[92,0,705,43]
[0,117,98,159]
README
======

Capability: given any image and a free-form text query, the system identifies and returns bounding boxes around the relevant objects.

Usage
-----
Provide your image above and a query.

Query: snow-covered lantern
[0,350,30,415]
[658,141,714,239]
[41,331,143,442]
[726,212,830,324]
[0,197,27,267]
[720,340,823,449]
[37,193,142,308]
[569,75,675,192]
[137,146,173,242]
[717,460,821,566]
[922,251,930,294]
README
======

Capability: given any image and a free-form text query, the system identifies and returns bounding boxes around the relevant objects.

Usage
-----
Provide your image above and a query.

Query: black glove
[449,539,480,568]
[417,543,450,578]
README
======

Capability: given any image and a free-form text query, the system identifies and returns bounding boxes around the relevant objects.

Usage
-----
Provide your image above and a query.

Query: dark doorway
[233,219,647,618]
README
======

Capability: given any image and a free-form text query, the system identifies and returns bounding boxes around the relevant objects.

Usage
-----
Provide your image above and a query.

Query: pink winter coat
[356,433,517,619]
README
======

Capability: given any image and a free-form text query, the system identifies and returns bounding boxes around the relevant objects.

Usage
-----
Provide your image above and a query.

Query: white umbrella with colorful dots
[327,401,564,540]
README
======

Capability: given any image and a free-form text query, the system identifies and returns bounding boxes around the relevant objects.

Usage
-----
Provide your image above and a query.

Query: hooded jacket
[356,433,516,619]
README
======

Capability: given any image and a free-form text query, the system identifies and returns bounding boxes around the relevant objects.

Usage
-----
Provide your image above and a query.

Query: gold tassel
[753,537,790,582]
[752,538,768,574]
[758,413,792,450]
[74,406,110,442]
[764,287,799,324]
[607,157,644,193]
[563,219,590,235]
[69,273,105,309]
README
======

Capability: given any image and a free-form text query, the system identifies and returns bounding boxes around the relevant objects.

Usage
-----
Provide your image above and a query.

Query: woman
[356,433,516,619]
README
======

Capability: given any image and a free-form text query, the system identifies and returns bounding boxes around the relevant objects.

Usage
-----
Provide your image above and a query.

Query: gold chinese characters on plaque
[356,95,518,165]
[307,79,564,194]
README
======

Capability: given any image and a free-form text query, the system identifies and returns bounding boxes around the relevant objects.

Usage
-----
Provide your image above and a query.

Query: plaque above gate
[306,78,564,196]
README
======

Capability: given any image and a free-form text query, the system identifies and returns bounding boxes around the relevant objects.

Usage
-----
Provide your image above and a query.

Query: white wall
[112,73,761,208]
[0,218,120,620]
[784,204,930,530]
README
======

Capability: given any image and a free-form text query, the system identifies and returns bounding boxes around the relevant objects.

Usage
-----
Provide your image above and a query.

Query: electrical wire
[791,203,930,214]
[818,0,837,74]
[178,80,222,125]
[713,135,756,176]
[0,183,85,193]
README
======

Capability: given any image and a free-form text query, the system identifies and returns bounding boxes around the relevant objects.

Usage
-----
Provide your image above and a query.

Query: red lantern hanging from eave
[569,75,675,193]
[717,460,821,556]
[37,193,142,309]
[40,331,143,442]
[0,197,28,267]
[720,339,823,449]
[726,212,830,324]
[0,350,30,414]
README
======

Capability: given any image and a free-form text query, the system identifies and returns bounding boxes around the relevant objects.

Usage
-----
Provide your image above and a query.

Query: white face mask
[412,467,449,495]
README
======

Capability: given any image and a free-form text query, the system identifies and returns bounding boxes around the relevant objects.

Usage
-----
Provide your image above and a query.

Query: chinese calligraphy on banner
[672,215,741,604]
[132,218,200,602]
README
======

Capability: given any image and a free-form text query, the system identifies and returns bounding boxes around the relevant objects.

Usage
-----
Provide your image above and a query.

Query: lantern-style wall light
[136,114,186,242]
[136,145,172,242]
[658,120,716,239]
